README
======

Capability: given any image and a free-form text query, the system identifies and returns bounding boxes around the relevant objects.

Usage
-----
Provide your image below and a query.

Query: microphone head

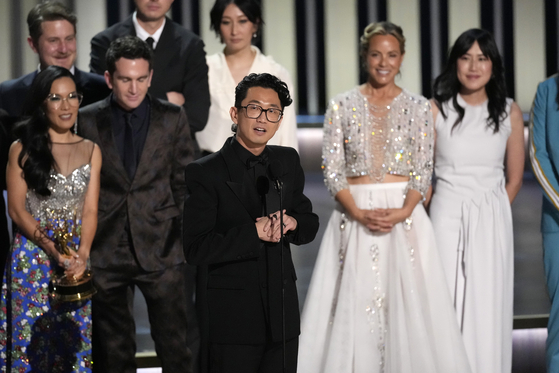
[256,175,270,196]
[268,160,283,181]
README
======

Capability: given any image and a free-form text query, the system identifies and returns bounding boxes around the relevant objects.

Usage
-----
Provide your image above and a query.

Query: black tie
[123,113,137,180]
[145,37,155,50]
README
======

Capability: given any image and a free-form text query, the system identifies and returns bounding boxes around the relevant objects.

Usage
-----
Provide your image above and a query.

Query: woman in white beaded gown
[196,0,298,156]
[429,29,524,373]
[298,22,471,373]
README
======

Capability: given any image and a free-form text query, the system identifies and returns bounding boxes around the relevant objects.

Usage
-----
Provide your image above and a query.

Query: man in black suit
[79,36,194,373]
[0,1,110,119]
[183,73,319,373]
[90,0,210,136]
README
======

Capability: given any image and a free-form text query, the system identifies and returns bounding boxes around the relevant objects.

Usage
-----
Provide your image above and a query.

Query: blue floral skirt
[0,233,92,372]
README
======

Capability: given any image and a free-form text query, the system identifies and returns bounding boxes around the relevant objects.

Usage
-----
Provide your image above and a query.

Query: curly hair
[232,73,292,133]
[432,28,508,133]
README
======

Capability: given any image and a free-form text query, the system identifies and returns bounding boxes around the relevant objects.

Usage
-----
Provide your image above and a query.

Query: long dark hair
[13,66,76,196]
[433,28,508,133]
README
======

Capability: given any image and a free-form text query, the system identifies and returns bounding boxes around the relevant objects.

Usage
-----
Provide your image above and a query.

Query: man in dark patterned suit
[79,36,194,373]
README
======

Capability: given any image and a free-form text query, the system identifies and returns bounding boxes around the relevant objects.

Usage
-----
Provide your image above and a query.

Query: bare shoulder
[9,140,22,158]
[509,101,524,128]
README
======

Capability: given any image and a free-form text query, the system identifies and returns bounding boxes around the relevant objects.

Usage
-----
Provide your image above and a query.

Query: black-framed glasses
[46,92,83,109]
[239,104,283,123]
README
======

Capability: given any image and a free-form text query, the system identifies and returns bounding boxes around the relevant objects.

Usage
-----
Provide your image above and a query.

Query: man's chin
[49,59,74,71]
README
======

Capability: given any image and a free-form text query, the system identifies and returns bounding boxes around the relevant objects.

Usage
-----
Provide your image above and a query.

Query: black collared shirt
[111,94,150,171]
[231,137,270,215]
[230,137,269,178]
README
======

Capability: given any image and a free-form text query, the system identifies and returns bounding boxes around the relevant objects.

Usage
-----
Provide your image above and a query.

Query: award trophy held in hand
[47,208,96,302]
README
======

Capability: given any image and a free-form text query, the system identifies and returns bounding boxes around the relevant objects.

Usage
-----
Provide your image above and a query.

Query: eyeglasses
[239,104,283,123]
[46,92,83,109]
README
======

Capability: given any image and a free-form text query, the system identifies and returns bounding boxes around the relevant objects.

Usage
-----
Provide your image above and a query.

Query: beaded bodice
[26,164,91,221]
[25,140,93,249]
[322,87,434,198]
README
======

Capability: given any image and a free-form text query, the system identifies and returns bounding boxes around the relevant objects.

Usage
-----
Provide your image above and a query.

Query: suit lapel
[123,16,136,36]
[95,98,131,185]
[221,139,261,220]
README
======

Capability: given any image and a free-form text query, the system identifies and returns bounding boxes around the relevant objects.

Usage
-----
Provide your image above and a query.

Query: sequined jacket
[322,87,434,198]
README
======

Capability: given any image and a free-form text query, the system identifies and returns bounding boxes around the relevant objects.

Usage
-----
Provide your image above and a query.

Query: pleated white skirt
[430,180,513,373]
[298,182,471,373]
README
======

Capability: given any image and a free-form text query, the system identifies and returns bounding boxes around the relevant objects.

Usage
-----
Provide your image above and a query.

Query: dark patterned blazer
[183,137,319,345]
[90,16,210,135]
[78,95,194,271]
[0,68,110,120]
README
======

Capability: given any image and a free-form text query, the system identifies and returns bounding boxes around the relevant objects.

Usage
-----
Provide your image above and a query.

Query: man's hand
[256,215,281,242]
[268,209,298,235]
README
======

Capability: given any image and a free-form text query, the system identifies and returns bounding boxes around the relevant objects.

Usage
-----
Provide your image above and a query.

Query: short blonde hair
[359,22,406,65]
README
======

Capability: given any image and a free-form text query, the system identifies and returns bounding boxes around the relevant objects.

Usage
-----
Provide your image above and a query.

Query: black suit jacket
[0,68,110,119]
[90,16,210,135]
[78,95,194,271]
[183,137,319,345]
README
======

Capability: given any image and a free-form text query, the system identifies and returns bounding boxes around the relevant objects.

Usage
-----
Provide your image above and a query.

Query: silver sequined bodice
[322,87,434,198]
[26,164,91,238]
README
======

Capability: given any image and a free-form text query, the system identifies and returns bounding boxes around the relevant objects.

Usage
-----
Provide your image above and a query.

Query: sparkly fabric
[0,141,93,373]
[298,183,472,373]
[321,87,434,198]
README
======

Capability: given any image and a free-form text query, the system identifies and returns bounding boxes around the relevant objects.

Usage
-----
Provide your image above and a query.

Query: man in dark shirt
[183,73,319,373]
[79,36,194,373]
[90,0,210,137]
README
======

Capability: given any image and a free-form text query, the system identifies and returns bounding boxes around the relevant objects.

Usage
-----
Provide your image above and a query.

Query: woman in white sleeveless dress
[298,22,471,373]
[429,29,525,373]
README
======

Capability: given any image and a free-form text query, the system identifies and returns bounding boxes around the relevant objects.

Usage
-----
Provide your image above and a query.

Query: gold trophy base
[50,269,97,302]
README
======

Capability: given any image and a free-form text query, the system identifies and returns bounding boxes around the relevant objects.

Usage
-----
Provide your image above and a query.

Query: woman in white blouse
[196,0,298,155]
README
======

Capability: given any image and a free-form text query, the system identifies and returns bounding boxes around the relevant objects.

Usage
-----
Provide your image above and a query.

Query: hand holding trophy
[47,208,96,302]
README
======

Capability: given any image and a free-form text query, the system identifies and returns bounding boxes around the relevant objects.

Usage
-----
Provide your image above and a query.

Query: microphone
[268,160,283,193]
[269,159,286,372]
[256,175,270,196]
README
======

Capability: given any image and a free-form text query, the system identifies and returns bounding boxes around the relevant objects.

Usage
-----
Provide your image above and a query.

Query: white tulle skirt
[298,183,472,373]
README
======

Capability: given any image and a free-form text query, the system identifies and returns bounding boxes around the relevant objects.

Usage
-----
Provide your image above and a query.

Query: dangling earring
[253,33,257,39]
[74,117,78,134]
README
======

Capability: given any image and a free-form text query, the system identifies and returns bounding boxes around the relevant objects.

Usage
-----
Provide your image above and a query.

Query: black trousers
[208,337,298,373]
[91,241,192,373]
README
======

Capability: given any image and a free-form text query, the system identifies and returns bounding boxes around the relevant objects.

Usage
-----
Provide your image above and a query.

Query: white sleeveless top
[433,94,512,201]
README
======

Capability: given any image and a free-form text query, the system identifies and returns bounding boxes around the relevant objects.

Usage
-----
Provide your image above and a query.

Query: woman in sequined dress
[429,29,524,373]
[0,66,102,372]
[297,22,471,373]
